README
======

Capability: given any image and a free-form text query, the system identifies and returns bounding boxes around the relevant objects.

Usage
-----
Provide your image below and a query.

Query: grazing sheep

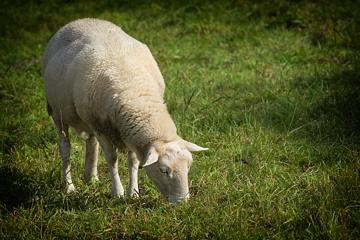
[42,18,207,203]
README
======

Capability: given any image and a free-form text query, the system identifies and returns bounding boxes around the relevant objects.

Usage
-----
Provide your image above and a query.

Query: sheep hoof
[112,192,125,198]
[112,186,125,198]
[128,189,140,198]
[66,184,76,194]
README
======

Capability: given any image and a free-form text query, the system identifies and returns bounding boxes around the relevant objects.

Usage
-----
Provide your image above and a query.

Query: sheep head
[143,139,207,203]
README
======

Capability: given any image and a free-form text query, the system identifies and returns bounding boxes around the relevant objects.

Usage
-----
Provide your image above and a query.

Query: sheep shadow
[0,166,36,212]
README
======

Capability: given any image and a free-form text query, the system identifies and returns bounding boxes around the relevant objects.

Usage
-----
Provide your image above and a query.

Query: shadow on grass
[270,64,360,147]
[0,0,191,40]
[0,166,36,211]
[0,0,131,35]
[308,67,360,141]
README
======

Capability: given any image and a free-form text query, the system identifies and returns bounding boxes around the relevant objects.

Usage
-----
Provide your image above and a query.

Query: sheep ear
[143,146,159,167]
[182,140,208,152]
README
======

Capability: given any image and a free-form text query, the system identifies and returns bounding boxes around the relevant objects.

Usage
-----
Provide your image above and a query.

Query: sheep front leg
[56,125,76,194]
[97,136,124,197]
[83,134,99,182]
[127,151,140,197]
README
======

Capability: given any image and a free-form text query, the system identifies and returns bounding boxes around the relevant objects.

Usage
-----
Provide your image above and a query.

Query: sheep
[42,18,207,203]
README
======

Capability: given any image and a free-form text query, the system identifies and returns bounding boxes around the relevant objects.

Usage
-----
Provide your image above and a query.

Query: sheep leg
[55,123,76,194]
[97,136,124,197]
[127,151,140,197]
[83,134,99,181]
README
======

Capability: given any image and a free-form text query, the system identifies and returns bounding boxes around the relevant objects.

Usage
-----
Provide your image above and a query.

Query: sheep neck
[108,90,178,149]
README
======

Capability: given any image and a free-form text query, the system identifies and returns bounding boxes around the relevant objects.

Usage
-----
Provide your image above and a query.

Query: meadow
[0,0,359,239]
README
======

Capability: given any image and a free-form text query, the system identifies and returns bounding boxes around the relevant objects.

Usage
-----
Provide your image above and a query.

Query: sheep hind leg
[127,151,140,197]
[97,136,124,197]
[55,123,76,194]
[83,134,99,182]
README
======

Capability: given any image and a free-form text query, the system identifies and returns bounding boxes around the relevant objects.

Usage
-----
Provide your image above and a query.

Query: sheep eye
[159,167,168,174]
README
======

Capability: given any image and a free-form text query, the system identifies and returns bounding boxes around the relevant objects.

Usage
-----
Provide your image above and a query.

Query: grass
[1,0,360,239]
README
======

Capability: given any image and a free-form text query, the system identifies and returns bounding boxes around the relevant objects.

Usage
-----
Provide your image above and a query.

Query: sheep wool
[43,18,177,153]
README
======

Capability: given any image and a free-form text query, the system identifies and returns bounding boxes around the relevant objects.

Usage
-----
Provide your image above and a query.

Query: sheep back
[43,18,177,149]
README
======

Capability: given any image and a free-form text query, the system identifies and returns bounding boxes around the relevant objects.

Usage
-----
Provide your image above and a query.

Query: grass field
[1,0,360,239]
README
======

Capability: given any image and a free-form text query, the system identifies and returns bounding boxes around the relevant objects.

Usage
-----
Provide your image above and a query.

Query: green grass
[1,0,360,239]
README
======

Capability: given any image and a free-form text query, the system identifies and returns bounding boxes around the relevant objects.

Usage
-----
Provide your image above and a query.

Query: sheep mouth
[168,192,189,204]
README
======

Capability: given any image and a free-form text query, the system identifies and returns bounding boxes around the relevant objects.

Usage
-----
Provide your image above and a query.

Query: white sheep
[42,18,207,203]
